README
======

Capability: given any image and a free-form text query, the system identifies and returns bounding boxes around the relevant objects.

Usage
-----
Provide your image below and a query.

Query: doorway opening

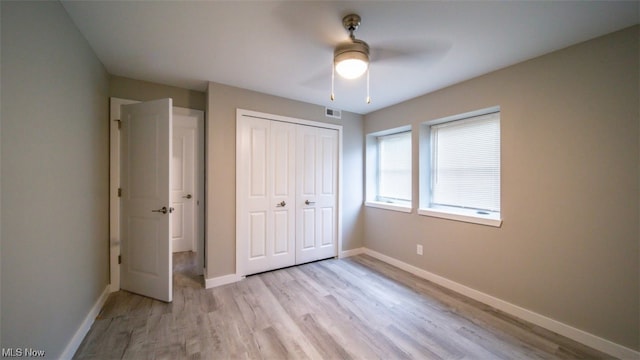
[109,97,205,301]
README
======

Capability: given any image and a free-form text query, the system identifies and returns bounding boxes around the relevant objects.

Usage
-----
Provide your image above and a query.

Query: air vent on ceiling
[325,107,342,119]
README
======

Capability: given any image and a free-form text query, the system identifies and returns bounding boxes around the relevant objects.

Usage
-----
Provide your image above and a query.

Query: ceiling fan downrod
[342,14,361,40]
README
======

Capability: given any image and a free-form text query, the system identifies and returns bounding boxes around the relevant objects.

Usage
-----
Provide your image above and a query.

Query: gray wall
[110,75,206,111]
[363,26,639,350]
[1,1,110,357]
[206,82,364,278]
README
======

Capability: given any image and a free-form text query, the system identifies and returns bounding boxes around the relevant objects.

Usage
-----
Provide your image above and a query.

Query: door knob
[152,206,168,214]
[183,194,192,199]
[305,200,316,205]
[276,201,286,207]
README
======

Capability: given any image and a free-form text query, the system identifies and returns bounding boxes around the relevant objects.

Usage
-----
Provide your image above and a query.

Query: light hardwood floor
[74,252,610,359]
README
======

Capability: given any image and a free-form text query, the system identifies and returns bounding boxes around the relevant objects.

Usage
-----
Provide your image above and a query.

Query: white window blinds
[430,112,500,212]
[378,131,411,202]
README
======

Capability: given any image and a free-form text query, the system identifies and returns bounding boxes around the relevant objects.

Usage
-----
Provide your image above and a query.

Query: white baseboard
[340,247,365,258]
[205,273,242,288]
[362,248,639,360]
[109,282,119,293]
[59,285,111,360]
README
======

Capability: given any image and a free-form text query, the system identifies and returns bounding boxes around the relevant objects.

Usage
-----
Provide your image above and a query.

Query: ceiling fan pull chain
[330,62,335,101]
[366,67,371,104]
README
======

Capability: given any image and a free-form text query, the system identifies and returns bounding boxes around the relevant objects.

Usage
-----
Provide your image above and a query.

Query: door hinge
[114,119,121,129]
[118,255,122,264]
[118,188,122,197]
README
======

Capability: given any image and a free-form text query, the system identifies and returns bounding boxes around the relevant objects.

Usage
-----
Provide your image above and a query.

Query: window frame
[418,107,502,227]
[365,125,412,213]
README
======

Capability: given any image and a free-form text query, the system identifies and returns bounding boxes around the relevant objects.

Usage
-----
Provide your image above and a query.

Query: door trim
[109,98,205,292]
[109,98,137,292]
[235,108,343,278]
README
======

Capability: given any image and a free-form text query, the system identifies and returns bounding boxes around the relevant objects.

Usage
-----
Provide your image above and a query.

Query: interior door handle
[152,206,168,214]
[183,194,192,199]
[305,200,316,205]
[276,201,286,207]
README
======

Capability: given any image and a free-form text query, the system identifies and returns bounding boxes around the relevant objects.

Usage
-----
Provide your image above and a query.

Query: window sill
[365,201,412,213]
[418,207,502,227]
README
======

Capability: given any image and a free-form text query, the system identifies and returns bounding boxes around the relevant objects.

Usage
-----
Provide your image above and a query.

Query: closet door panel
[300,131,317,196]
[249,127,267,197]
[315,128,338,256]
[238,117,270,274]
[301,208,316,249]
[320,134,336,196]
[269,121,296,268]
[248,212,267,258]
[321,207,334,247]
[273,210,289,254]
[296,126,338,264]
[237,117,295,275]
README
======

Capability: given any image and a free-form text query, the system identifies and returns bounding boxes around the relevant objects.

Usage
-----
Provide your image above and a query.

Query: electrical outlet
[416,244,423,255]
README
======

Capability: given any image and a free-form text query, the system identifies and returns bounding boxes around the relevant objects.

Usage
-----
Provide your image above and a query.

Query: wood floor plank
[317,259,471,358]
[74,252,611,360]
[208,286,261,359]
[260,271,380,359]
[253,326,292,359]
[385,322,447,360]
[296,313,352,360]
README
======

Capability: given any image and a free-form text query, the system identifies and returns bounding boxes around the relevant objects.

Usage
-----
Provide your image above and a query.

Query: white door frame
[235,108,343,278]
[109,98,205,292]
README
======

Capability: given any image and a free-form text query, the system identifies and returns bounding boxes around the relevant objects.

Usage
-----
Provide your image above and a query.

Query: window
[365,126,411,212]
[419,109,501,226]
[378,132,411,203]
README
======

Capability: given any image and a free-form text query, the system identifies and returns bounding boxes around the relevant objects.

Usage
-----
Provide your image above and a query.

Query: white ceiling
[61,1,639,115]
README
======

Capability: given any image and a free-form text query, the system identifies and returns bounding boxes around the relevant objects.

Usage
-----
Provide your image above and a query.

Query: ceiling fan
[331,13,371,104]
[334,14,370,79]
[282,7,451,107]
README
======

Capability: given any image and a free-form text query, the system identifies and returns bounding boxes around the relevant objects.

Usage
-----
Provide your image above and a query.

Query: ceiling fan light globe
[335,58,368,79]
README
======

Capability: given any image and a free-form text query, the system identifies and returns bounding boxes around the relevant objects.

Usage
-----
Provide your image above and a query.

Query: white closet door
[270,121,297,269]
[296,126,339,264]
[237,117,296,275]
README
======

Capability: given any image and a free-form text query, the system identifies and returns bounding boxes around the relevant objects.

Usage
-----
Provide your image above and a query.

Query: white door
[171,115,196,253]
[296,126,338,264]
[120,98,172,302]
[237,117,296,275]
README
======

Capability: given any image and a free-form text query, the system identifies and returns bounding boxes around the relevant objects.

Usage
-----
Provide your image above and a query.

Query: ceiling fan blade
[370,47,418,62]
[370,39,452,65]
[299,64,333,89]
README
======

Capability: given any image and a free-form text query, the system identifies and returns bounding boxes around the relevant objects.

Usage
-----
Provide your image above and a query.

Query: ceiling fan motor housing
[334,39,370,63]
